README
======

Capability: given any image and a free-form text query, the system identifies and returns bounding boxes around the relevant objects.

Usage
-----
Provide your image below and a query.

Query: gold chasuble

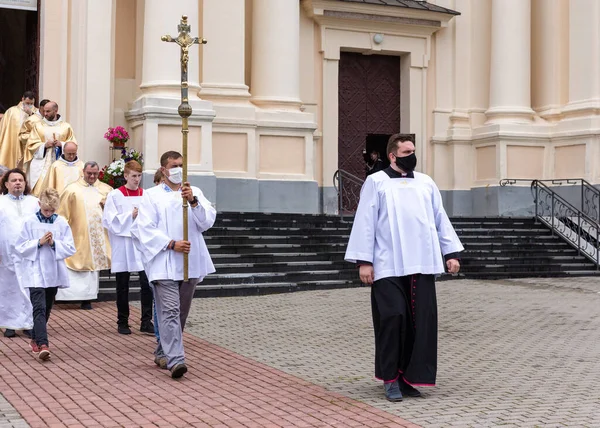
[0,102,36,168]
[58,179,112,271]
[39,157,84,196]
[24,116,76,196]
[17,112,43,168]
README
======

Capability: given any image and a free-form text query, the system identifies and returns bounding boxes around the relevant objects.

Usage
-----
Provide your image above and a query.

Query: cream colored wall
[46,0,600,207]
[259,136,305,175]
[213,133,248,172]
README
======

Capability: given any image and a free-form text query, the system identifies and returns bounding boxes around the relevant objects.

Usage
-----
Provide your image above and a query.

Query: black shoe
[384,380,403,402]
[140,321,155,335]
[170,363,188,379]
[80,302,93,310]
[118,325,132,335]
[399,378,422,397]
[23,330,32,339]
[3,329,16,338]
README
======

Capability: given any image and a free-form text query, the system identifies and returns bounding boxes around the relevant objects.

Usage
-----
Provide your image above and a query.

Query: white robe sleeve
[431,181,464,256]
[102,191,133,235]
[130,193,171,263]
[344,177,379,264]
[191,189,216,233]
[14,222,40,262]
[53,218,76,261]
[34,144,45,159]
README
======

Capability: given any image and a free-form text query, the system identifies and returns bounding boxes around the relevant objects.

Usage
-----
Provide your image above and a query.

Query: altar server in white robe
[0,169,39,338]
[102,160,154,336]
[345,134,464,402]
[15,188,76,361]
[131,150,216,379]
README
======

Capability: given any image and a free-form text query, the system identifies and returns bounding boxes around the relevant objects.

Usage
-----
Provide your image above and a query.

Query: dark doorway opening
[338,52,400,180]
[0,5,40,110]
[366,133,391,169]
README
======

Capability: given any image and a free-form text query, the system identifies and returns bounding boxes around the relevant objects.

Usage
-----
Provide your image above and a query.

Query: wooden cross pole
[161,15,207,281]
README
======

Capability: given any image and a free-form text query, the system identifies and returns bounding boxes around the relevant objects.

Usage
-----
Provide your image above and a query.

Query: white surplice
[14,215,76,289]
[345,171,464,281]
[130,184,216,283]
[0,194,39,330]
[102,189,144,273]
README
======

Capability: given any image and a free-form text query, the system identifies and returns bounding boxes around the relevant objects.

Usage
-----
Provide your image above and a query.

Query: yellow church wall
[115,0,136,80]
[157,125,202,165]
[554,144,586,178]
[259,136,305,175]
[506,145,545,179]
[213,133,248,172]
[475,145,497,181]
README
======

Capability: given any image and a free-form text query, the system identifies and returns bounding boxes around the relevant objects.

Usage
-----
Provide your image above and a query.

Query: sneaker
[29,340,40,354]
[170,363,188,379]
[118,325,132,335]
[3,329,16,338]
[140,321,155,335]
[38,345,51,361]
[154,356,168,370]
[399,378,422,397]
[383,380,403,402]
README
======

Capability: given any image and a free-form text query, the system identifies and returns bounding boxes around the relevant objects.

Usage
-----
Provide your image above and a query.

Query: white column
[563,0,600,116]
[66,0,114,166]
[199,0,249,100]
[485,0,534,123]
[531,0,568,121]
[140,0,200,95]
[251,0,301,109]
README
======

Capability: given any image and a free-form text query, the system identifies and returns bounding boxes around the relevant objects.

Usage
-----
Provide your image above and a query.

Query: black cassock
[371,274,438,385]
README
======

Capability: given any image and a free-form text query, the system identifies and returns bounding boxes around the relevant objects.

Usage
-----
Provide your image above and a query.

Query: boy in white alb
[15,188,76,360]
[102,160,154,335]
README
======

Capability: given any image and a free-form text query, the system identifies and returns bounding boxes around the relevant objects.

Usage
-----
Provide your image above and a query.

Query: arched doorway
[0,0,40,110]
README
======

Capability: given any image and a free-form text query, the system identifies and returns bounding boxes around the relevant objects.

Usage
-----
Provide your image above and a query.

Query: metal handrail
[333,169,365,220]
[501,178,600,268]
[500,178,600,224]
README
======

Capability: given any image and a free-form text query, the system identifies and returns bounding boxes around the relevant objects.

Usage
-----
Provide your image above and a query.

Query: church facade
[3,0,594,215]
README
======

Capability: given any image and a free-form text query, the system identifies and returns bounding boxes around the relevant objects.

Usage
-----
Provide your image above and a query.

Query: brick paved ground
[0,303,417,428]
[0,393,27,428]
[186,277,600,428]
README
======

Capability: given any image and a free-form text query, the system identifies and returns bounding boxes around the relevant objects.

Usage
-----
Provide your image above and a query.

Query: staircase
[97,212,599,301]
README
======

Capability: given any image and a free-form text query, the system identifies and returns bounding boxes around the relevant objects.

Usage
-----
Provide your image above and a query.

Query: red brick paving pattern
[0,303,419,428]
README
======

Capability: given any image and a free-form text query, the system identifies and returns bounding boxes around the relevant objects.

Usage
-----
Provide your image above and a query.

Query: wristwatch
[190,196,199,207]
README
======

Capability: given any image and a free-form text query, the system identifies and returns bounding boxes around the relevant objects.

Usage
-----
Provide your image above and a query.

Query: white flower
[107,159,125,175]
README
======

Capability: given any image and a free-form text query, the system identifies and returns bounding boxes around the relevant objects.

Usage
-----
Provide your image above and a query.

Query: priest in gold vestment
[56,161,112,309]
[0,91,37,169]
[37,142,84,195]
[17,99,50,168]
[24,102,77,196]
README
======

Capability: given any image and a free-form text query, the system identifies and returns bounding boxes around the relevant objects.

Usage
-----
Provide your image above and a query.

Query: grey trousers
[150,279,198,369]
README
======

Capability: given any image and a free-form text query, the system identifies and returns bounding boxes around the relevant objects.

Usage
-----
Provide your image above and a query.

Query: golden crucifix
[162,15,207,281]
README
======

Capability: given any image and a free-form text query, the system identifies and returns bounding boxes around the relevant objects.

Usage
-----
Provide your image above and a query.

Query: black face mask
[395,153,417,172]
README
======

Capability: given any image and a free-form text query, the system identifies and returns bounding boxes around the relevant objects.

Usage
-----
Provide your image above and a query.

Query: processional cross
[162,15,207,281]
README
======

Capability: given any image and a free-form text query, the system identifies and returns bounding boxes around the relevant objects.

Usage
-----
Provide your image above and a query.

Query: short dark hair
[40,99,50,108]
[386,133,415,157]
[0,168,31,195]
[22,91,35,100]
[160,151,183,167]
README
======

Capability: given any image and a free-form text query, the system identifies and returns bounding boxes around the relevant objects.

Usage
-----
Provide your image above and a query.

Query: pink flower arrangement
[104,126,130,146]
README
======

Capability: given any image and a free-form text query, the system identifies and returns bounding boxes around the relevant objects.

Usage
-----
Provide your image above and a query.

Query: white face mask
[167,167,183,184]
